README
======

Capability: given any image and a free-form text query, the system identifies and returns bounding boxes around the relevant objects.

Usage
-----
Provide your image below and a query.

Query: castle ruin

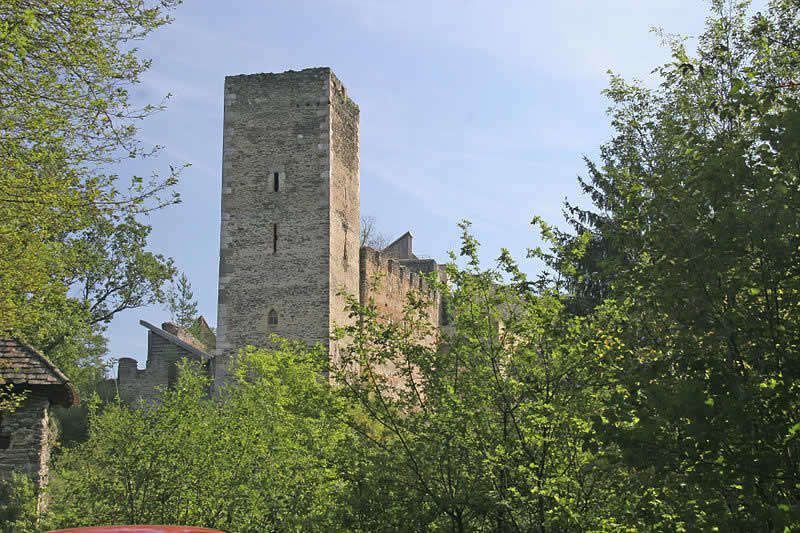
[118,67,445,397]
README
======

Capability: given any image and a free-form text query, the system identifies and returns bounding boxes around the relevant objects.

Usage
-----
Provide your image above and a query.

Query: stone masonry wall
[358,247,443,391]
[216,68,360,385]
[0,390,55,491]
[328,71,360,366]
[117,330,203,403]
[360,247,443,332]
[163,323,208,352]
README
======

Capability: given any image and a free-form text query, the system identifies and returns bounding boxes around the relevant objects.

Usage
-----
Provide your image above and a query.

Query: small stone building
[0,339,78,495]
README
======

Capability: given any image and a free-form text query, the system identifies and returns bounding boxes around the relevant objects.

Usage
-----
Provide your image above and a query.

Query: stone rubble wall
[117,330,206,404]
[359,246,443,333]
[0,390,55,492]
[328,70,361,368]
[357,247,444,393]
[162,323,209,352]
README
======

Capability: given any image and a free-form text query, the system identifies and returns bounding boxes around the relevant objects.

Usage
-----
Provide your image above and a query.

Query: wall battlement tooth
[359,246,442,312]
[364,247,442,293]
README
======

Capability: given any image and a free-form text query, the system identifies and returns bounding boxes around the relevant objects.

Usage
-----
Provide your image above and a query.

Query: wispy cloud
[331,0,715,82]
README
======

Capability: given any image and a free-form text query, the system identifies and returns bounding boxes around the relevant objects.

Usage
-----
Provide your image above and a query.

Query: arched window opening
[273,172,279,192]
[273,223,278,253]
[268,309,278,327]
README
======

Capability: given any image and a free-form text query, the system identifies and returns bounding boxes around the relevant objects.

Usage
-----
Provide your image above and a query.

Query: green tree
[21,216,176,394]
[332,223,623,532]
[67,216,176,327]
[0,0,183,340]
[0,474,38,533]
[544,0,800,528]
[48,342,350,532]
[165,272,200,329]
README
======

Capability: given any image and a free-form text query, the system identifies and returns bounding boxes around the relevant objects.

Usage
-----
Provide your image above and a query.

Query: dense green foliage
[48,343,348,532]
[332,223,625,531]
[48,234,624,531]
[16,0,800,531]
[0,474,38,533]
[0,0,182,391]
[541,0,800,529]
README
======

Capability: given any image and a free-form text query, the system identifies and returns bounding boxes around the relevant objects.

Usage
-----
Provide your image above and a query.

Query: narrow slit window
[273,223,278,253]
[273,172,279,192]
[268,309,278,326]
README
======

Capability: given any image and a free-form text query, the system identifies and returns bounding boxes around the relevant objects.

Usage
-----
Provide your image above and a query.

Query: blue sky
[106,0,757,366]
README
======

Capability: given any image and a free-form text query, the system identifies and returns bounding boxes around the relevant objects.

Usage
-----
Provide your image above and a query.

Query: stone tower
[216,68,360,385]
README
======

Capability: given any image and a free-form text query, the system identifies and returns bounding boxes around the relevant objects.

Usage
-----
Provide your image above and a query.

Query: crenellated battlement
[117,321,212,404]
[359,246,445,329]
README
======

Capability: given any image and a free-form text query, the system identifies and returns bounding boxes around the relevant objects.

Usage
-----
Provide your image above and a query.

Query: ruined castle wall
[117,358,155,403]
[217,68,360,384]
[358,247,443,392]
[117,331,204,403]
[162,323,208,352]
[399,258,441,276]
[359,247,443,331]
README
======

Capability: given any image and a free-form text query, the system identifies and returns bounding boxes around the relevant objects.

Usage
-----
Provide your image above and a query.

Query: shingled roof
[0,338,79,407]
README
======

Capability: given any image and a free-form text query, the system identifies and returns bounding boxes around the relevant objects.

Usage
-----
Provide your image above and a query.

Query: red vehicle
[47,527,227,533]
